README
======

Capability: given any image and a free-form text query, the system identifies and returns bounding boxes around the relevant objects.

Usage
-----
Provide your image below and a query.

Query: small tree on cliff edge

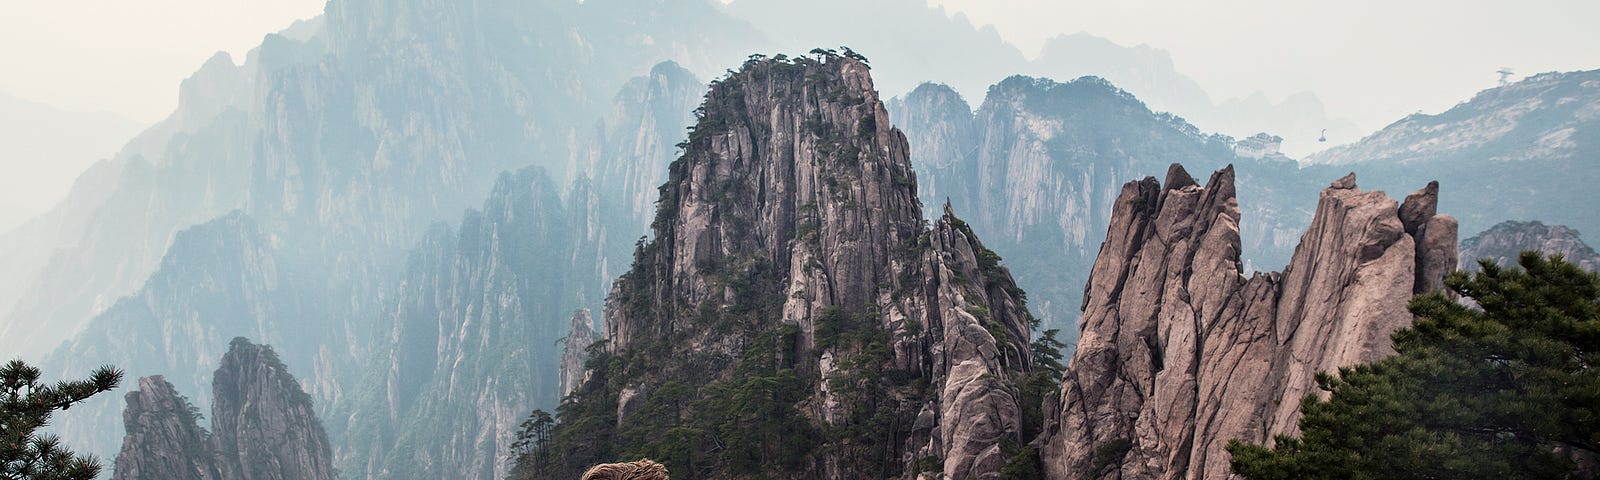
[1229,252,1599,479]
[0,360,122,480]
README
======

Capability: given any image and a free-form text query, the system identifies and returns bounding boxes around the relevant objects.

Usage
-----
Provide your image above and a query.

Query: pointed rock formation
[1040,166,1458,479]
[1460,220,1600,272]
[210,338,336,480]
[559,53,1036,479]
[112,376,222,480]
[112,338,334,480]
[559,309,597,397]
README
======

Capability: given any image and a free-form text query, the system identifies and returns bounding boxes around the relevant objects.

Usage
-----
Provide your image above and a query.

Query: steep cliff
[559,309,598,398]
[113,338,334,480]
[210,338,337,480]
[1040,166,1458,479]
[112,376,221,480]
[550,53,1037,479]
[336,167,613,480]
[1460,220,1600,272]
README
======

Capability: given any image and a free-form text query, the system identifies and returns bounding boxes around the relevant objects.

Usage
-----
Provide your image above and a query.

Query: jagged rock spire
[1042,165,1458,479]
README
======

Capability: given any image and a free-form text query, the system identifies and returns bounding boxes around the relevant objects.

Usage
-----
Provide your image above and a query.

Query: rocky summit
[548,52,1040,479]
[1460,220,1600,272]
[1040,165,1457,479]
[112,338,335,480]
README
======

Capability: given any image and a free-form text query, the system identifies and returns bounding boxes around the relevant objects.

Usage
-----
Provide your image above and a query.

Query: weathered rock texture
[1040,166,1458,479]
[210,338,336,480]
[888,78,1322,341]
[566,54,1036,479]
[112,376,222,480]
[113,338,334,480]
[1460,220,1600,272]
[559,309,597,397]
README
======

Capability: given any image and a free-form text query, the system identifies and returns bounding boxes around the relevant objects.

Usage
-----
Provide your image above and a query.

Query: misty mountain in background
[1,0,1593,478]
[0,92,144,233]
[726,0,1361,157]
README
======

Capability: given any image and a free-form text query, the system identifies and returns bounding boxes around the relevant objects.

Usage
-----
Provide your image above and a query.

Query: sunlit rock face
[1041,166,1457,479]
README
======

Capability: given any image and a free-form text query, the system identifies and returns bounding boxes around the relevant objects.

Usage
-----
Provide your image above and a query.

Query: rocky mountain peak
[1041,165,1458,478]
[112,376,221,480]
[555,53,1036,479]
[606,53,922,350]
[1461,220,1600,272]
[113,338,333,480]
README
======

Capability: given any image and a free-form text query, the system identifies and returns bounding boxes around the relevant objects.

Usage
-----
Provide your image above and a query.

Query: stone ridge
[1040,164,1458,479]
[574,53,1035,478]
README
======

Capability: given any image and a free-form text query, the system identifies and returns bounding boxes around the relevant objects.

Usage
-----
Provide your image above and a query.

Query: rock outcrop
[559,309,597,398]
[558,53,1037,479]
[1460,220,1600,272]
[1040,166,1458,479]
[112,376,222,480]
[113,338,334,480]
[210,338,336,480]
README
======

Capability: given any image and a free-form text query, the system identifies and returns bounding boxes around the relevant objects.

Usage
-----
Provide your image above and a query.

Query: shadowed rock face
[112,376,222,480]
[112,338,334,480]
[559,309,597,398]
[1040,165,1457,479]
[578,54,1035,479]
[1460,220,1600,273]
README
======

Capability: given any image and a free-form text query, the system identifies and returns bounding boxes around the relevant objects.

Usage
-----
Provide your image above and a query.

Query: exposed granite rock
[112,376,222,480]
[1040,166,1457,479]
[210,338,336,480]
[559,309,597,398]
[113,338,333,480]
[1460,220,1600,272]
[568,54,1035,479]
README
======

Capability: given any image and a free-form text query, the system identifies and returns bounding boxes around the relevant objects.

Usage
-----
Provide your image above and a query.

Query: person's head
[580,459,670,480]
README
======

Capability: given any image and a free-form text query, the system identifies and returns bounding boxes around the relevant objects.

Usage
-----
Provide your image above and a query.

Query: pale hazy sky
[3,0,1598,132]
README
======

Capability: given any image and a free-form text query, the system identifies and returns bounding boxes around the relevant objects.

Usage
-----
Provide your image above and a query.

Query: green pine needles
[0,360,122,480]
[1229,252,1600,479]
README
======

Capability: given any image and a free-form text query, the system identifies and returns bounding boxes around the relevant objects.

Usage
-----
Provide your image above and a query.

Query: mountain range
[3,1,1595,479]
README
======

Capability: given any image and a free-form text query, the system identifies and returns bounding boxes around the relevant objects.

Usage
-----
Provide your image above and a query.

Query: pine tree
[1228,252,1600,479]
[0,360,123,480]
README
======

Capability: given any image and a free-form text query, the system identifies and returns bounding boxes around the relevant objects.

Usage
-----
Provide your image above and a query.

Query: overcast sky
[2,0,1597,132]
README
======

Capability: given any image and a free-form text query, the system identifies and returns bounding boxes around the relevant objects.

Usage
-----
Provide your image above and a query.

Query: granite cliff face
[112,376,221,480]
[1460,220,1600,272]
[210,338,337,480]
[1040,166,1458,479]
[113,338,334,480]
[559,309,598,398]
[555,54,1037,479]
